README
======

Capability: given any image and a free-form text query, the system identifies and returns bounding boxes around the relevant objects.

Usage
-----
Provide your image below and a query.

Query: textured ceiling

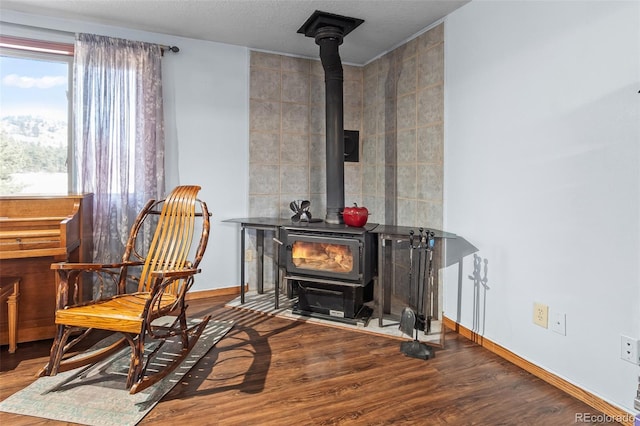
[0,0,469,65]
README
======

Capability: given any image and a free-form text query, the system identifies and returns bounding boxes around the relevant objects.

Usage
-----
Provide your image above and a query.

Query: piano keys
[0,193,93,345]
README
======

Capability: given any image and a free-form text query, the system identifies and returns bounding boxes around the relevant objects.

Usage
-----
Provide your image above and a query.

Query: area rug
[0,318,233,426]
[226,291,444,346]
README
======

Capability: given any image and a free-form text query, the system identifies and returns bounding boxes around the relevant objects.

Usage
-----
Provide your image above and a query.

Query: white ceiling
[0,0,470,65]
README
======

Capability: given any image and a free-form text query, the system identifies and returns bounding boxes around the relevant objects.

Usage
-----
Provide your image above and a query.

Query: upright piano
[0,194,93,345]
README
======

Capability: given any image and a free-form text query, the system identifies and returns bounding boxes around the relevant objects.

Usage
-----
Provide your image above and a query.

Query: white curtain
[73,33,165,262]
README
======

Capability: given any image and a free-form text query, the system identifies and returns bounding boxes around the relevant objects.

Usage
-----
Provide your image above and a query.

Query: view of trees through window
[0,52,71,195]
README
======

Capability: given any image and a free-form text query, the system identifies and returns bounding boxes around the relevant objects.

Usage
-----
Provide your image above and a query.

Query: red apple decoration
[343,203,369,227]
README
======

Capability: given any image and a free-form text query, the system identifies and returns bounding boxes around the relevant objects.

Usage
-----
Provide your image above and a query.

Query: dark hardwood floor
[0,294,618,425]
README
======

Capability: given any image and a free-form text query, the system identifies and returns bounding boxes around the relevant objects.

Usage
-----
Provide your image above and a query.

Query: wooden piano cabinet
[0,193,93,345]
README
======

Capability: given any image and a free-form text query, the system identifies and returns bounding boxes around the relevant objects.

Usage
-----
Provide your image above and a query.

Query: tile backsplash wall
[248,23,444,229]
[362,23,444,229]
[249,52,363,221]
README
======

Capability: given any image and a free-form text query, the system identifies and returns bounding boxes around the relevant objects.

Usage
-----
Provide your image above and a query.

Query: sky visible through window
[0,56,68,119]
[0,55,69,194]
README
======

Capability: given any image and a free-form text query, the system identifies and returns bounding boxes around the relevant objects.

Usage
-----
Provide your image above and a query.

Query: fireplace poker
[424,231,435,334]
[408,230,415,307]
[414,228,427,332]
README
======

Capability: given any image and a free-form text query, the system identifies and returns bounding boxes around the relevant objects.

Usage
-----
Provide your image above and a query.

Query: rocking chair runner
[38,185,211,394]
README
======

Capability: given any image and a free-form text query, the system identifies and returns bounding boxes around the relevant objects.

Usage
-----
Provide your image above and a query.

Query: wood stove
[276,10,373,325]
[280,222,377,324]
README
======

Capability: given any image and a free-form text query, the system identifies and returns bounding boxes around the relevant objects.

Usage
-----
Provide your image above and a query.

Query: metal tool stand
[400,228,436,360]
[374,225,454,328]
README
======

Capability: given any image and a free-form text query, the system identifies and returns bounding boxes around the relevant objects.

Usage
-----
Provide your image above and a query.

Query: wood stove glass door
[285,234,361,282]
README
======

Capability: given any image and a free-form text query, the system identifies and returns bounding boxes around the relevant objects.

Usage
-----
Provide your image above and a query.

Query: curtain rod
[0,21,180,53]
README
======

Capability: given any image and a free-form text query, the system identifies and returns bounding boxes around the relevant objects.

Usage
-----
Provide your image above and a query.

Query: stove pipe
[298,11,364,224]
[316,27,345,224]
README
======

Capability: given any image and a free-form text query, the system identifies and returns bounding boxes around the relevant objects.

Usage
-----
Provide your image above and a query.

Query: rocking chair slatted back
[138,185,199,295]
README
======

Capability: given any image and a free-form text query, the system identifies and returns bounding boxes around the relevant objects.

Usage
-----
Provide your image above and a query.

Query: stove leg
[274,229,282,309]
[240,226,246,304]
[377,235,386,327]
[257,230,264,294]
[274,267,280,309]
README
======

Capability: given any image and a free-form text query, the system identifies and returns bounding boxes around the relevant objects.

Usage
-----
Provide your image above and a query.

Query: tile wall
[249,23,443,229]
[362,23,444,229]
[245,24,444,290]
[249,52,363,221]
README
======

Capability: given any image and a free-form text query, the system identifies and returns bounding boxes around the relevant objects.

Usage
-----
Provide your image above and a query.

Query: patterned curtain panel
[73,33,165,263]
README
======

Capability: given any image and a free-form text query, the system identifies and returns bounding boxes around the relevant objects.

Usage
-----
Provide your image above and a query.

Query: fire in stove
[291,241,354,273]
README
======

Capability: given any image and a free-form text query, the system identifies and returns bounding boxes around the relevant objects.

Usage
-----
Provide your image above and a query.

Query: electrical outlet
[533,302,548,328]
[620,335,640,365]
[551,311,566,335]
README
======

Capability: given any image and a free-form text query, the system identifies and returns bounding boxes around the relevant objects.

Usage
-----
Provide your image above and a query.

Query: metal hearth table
[371,225,458,328]
[226,219,465,330]
[224,218,290,308]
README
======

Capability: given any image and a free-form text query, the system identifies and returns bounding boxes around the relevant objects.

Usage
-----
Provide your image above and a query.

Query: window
[0,36,73,195]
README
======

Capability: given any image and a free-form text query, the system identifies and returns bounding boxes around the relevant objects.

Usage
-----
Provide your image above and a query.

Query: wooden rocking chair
[38,185,211,394]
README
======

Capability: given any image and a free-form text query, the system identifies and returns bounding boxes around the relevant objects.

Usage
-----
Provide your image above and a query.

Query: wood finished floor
[0,294,618,425]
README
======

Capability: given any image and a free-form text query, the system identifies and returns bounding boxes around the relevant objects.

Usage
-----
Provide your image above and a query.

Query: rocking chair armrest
[51,261,145,271]
[148,268,202,305]
[51,261,145,308]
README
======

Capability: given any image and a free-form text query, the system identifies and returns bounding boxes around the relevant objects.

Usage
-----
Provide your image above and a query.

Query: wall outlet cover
[621,335,640,365]
[551,312,566,335]
[533,302,548,328]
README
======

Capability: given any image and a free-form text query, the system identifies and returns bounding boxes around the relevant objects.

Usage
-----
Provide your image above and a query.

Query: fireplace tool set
[399,228,437,360]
